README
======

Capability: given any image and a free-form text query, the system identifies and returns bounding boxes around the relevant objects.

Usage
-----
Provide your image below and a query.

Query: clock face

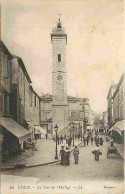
[57,74,63,81]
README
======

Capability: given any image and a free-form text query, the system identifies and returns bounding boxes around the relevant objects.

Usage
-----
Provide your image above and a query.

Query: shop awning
[35,126,46,135]
[109,120,125,135]
[113,120,125,135]
[0,117,31,143]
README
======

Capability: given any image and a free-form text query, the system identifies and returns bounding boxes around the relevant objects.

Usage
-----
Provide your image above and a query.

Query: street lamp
[54,124,58,159]
[72,125,75,147]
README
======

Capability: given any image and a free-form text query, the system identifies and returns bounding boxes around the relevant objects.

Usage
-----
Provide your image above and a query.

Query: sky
[1,0,124,113]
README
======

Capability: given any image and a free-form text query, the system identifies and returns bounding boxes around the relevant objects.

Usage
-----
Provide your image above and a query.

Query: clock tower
[51,18,68,133]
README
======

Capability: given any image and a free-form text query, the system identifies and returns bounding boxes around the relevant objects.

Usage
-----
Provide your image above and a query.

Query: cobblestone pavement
[1,137,124,182]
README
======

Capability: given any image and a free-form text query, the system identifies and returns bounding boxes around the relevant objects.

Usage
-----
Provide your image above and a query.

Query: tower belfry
[51,17,68,132]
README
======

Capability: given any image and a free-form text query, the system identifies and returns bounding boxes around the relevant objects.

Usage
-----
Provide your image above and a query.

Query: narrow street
[1,137,124,182]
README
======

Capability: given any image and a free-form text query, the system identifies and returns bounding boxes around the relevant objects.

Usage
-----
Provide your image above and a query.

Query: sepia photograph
[0,0,124,193]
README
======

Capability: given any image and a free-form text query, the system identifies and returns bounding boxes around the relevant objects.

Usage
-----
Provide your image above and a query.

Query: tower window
[58,54,61,62]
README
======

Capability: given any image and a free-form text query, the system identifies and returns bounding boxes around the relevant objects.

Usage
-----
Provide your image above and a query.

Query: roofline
[107,84,112,100]
[0,41,13,59]
[107,83,117,100]
[29,86,40,99]
[113,71,125,99]
[32,89,40,99]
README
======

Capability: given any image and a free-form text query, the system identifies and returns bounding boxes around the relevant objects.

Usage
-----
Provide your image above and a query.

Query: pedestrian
[95,135,99,146]
[70,135,72,144]
[32,140,38,151]
[68,135,72,147]
[91,136,94,145]
[86,135,89,146]
[94,135,97,143]
[60,135,63,144]
[73,146,79,164]
[92,145,102,161]
[83,136,86,146]
[100,137,104,146]
[97,136,100,145]
[68,138,71,147]
[59,146,65,165]
[110,137,114,146]
[66,136,69,144]
[46,133,48,139]
[65,147,70,166]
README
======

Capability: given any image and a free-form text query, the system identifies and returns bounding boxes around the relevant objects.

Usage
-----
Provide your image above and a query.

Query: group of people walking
[59,146,80,166]
[57,133,105,163]
[83,134,104,147]
[53,134,73,146]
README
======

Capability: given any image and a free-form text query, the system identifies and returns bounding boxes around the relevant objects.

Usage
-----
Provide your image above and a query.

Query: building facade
[0,41,44,158]
[0,41,12,117]
[107,83,117,128]
[0,42,31,156]
[113,72,125,123]
[103,110,108,132]
[107,72,125,143]
[40,95,91,136]
[112,72,125,143]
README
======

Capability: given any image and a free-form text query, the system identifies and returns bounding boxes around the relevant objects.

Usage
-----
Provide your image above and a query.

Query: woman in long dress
[59,146,65,165]
[92,145,102,161]
[73,146,79,164]
[100,137,104,146]
[65,147,70,166]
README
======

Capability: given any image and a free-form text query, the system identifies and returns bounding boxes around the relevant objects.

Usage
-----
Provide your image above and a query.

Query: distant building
[103,110,108,132]
[40,95,91,136]
[88,109,95,131]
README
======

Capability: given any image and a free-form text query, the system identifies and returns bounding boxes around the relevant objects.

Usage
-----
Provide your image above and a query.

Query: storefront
[0,117,32,154]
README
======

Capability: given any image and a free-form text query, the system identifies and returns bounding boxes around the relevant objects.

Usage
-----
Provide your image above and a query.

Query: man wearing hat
[59,146,65,165]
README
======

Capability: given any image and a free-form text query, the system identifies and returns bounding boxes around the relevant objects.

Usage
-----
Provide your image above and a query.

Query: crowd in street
[58,133,106,165]
[23,132,117,167]
[53,134,74,146]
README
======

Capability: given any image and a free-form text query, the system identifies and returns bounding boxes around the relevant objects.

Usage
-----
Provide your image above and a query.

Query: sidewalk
[0,139,82,170]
